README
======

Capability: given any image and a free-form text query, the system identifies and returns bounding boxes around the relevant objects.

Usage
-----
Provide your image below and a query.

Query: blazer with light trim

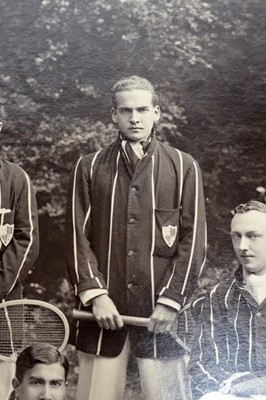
[189,266,266,398]
[0,159,39,301]
[66,134,207,358]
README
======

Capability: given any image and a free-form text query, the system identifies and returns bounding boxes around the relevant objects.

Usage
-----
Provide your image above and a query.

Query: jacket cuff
[157,296,181,311]
[79,288,108,306]
[75,276,107,294]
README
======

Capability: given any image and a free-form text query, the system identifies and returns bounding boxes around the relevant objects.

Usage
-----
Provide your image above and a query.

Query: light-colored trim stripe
[82,204,91,234]
[198,319,219,383]
[90,150,101,180]
[149,156,157,358]
[96,329,104,356]
[106,152,120,289]
[181,162,199,295]
[75,301,82,345]
[199,220,207,277]
[226,332,230,363]
[224,279,236,310]
[72,157,83,283]
[150,156,156,310]
[175,149,183,205]
[210,284,220,364]
[82,151,101,234]
[8,171,35,295]
[234,293,242,370]
[248,309,253,371]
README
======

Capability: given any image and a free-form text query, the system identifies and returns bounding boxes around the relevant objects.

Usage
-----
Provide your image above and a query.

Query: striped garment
[189,266,266,398]
[66,133,207,358]
[0,159,39,301]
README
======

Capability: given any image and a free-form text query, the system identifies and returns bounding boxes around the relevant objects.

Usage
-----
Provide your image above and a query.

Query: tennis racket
[0,299,69,362]
[72,309,190,353]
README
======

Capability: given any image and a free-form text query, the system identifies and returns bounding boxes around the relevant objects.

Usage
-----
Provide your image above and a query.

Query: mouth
[240,255,254,261]
[129,127,142,130]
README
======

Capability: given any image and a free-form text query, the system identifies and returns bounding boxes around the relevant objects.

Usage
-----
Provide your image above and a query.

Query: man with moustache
[189,200,266,400]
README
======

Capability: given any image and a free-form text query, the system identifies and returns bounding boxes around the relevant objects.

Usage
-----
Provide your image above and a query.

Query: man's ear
[153,105,161,122]
[111,107,118,123]
[12,377,20,390]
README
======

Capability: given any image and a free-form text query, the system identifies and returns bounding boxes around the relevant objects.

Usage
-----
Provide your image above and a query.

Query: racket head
[0,299,69,362]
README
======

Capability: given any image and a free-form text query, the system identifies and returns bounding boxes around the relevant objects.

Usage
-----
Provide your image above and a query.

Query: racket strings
[0,304,66,356]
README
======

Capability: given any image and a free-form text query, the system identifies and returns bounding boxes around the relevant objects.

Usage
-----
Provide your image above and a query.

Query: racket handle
[72,309,190,352]
[72,309,150,327]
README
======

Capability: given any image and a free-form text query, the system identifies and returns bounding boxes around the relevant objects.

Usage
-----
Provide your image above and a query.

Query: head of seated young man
[111,75,161,142]
[11,343,69,400]
[231,200,266,278]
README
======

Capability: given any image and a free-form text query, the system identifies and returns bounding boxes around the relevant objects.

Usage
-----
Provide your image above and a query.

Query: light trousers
[0,360,16,400]
[76,336,191,400]
[200,393,266,400]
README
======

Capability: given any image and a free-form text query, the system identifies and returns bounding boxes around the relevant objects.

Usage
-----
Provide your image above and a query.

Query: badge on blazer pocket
[153,208,180,258]
[0,208,14,246]
[162,225,177,247]
[0,224,14,246]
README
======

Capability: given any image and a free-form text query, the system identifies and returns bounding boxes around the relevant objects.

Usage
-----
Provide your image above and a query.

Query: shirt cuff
[157,296,181,311]
[79,289,108,307]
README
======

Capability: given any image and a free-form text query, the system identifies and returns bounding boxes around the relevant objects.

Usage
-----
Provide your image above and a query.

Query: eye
[231,233,240,240]
[51,381,63,387]
[30,379,42,386]
[248,233,260,238]
[138,107,149,113]
[119,108,130,114]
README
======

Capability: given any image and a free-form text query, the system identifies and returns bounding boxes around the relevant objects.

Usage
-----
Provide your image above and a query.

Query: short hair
[233,200,266,215]
[111,75,159,107]
[16,343,69,383]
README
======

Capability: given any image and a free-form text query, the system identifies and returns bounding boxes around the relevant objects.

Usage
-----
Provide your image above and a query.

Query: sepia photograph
[0,0,265,399]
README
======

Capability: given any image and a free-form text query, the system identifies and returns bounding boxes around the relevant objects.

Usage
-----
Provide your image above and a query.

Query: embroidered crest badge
[0,224,14,246]
[162,225,177,248]
[0,208,13,246]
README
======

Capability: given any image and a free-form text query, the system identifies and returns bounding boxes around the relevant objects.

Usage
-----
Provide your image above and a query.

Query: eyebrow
[231,230,260,235]
[118,106,151,110]
[28,376,65,383]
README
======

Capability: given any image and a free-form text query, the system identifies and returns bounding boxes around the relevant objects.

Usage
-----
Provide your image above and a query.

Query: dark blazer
[66,134,206,358]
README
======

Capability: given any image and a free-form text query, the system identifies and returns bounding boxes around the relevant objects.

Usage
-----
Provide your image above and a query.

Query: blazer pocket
[153,208,180,258]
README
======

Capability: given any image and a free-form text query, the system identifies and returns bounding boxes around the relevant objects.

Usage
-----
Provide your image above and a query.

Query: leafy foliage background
[1,1,265,397]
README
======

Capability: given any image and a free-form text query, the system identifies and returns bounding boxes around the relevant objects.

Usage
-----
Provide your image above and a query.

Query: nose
[130,110,139,124]
[39,386,52,400]
[239,236,249,251]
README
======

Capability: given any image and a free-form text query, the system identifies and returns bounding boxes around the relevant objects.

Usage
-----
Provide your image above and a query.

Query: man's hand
[92,294,124,330]
[148,304,177,334]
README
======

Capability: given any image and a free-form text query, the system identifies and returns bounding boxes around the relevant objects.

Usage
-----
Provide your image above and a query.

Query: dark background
[1,0,265,298]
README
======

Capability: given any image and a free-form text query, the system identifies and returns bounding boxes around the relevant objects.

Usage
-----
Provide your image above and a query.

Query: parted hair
[16,343,69,383]
[111,75,159,107]
[234,200,266,215]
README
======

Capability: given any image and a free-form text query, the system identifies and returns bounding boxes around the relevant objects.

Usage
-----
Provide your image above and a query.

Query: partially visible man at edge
[0,111,39,399]
[189,200,266,400]
[66,75,207,400]
[9,343,69,400]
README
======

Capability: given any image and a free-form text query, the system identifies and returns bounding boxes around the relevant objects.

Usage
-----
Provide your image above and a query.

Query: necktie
[125,141,140,171]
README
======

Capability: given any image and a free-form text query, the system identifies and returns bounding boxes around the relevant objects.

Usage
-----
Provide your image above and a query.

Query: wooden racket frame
[0,299,69,362]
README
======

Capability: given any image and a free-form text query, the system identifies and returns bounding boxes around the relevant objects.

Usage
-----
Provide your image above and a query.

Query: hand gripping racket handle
[72,309,190,352]
[72,309,150,327]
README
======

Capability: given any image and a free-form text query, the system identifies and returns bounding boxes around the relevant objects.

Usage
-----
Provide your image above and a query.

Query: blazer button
[127,283,133,290]
[131,187,137,193]
[127,250,134,256]
[129,218,136,224]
